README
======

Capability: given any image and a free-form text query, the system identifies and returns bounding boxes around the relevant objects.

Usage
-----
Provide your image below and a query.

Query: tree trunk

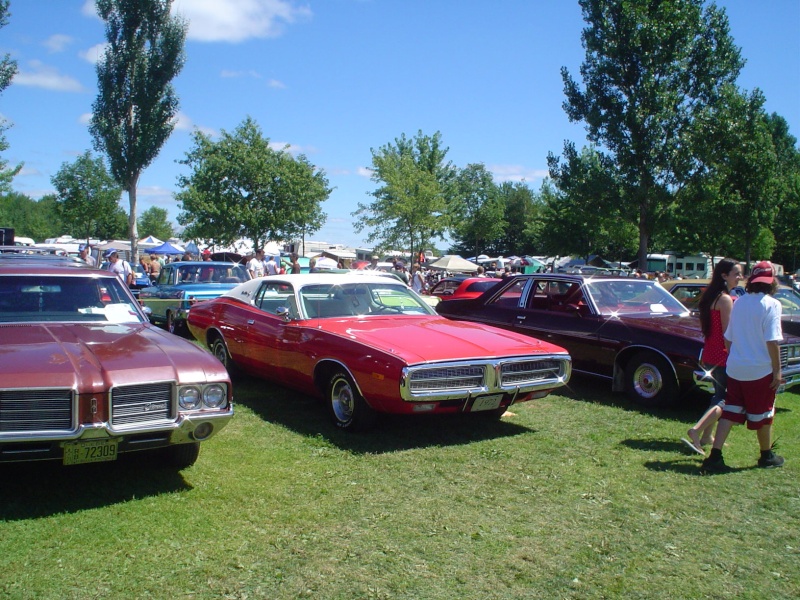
[128,173,139,264]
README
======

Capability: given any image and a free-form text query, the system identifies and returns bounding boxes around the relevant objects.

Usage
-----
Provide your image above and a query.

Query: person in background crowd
[394,260,409,285]
[105,250,133,286]
[290,253,301,274]
[264,254,279,276]
[202,249,212,261]
[248,249,265,279]
[701,261,785,473]
[682,258,742,455]
[411,263,426,293]
[367,255,380,270]
[79,244,96,267]
[149,254,161,282]
[309,258,319,273]
[476,266,486,277]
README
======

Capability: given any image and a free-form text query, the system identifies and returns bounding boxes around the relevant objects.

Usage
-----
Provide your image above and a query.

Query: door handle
[247,319,255,325]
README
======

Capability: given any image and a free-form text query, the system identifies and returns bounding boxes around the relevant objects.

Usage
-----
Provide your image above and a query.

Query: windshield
[0,275,145,324]
[299,282,435,318]
[585,280,689,317]
[173,264,250,284]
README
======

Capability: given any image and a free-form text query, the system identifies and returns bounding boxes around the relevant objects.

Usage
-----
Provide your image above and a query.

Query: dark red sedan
[429,277,502,301]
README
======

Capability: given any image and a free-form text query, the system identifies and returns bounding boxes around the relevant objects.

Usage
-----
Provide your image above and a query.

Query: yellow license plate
[63,439,119,465]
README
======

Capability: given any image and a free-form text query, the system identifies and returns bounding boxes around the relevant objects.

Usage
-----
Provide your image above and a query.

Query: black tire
[166,311,177,334]
[327,371,377,432]
[625,350,679,408]
[163,442,200,469]
[210,336,239,377]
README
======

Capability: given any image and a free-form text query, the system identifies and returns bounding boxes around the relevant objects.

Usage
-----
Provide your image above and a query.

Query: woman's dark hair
[698,258,738,337]
[746,279,778,295]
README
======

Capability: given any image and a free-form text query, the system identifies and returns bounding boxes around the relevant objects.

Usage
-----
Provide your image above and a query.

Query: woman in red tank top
[682,258,742,455]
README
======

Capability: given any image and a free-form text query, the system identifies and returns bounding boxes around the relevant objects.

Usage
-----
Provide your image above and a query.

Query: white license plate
[471,394,503,412]
[63,439,119,465]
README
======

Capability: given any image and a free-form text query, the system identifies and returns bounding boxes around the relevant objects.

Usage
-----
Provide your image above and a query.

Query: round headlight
[203,384,227,408]
[178,386,201,410]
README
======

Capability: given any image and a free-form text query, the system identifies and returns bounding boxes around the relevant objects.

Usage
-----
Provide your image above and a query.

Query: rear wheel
[327,371,377,432]
[210,336,239,377]
[625,351,678,409]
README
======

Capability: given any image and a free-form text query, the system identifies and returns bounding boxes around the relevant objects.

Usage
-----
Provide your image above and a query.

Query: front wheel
[625,351,678,409]
[327,371,377,432]
[163,442,200,469]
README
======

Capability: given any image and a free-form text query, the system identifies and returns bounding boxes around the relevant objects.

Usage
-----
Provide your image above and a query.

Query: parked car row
[5,256,798,468]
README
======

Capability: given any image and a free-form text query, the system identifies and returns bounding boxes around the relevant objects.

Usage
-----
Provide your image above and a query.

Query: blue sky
[2,0,799,248]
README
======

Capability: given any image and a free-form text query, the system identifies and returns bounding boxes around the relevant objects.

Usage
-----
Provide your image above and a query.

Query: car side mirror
[276,305,292,322]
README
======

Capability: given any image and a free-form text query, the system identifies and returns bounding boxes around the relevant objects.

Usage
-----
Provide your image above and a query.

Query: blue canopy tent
[147,241,185,256]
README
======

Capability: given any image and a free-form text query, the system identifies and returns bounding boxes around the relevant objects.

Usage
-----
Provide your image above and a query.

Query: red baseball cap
[748,261,774,285]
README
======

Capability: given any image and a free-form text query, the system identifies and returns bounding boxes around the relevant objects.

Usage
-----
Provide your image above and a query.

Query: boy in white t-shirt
[701,261,784,473]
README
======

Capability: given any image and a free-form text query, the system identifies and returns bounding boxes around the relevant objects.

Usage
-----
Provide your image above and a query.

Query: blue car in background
[139,261,251,335]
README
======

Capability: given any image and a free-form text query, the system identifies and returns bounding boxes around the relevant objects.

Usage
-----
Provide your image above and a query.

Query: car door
[505,278,613,377]
[237,281,310,383]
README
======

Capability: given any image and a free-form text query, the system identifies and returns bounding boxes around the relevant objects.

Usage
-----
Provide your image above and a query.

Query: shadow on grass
[642,458,757,476]
[557,374,714,423]
[232,374,535,454]
[0,452,192,521]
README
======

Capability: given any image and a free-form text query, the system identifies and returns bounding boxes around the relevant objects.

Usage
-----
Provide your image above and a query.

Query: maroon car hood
[0,323,225,391]
[319,316,568,364]
[616,314,705,343]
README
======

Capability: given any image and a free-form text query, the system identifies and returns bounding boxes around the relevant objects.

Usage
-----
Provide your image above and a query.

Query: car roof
[0,253,100,273]
[223,272,408,298]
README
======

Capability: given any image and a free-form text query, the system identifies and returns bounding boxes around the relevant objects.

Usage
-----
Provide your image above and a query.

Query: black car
[436,273,800,408]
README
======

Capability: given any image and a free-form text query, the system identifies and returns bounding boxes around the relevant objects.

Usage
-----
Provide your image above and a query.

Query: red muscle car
[0,254,233,467]
[187,273,571,431]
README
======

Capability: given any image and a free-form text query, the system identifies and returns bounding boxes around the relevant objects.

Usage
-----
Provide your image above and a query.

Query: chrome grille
[0,389,73,432]
[501,360,564,385]
[780,344,800,369]
[408,365,485,392]
[111,382,173,426]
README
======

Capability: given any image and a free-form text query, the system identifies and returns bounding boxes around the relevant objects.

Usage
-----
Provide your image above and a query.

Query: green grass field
[1,375,798,599]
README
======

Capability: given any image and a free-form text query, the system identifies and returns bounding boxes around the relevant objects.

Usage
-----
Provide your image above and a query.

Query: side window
[157,267,171,285]
[255,282,294,316]
[489,278,527,309]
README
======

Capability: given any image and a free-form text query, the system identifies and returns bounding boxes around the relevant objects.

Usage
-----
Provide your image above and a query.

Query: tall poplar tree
[557,0,743,269]
[89,0,186,261]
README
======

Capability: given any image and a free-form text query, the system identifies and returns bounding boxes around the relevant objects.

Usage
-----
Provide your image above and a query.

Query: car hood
[616,313,705,342]
[0,322,226,390]
[318,316,568,364]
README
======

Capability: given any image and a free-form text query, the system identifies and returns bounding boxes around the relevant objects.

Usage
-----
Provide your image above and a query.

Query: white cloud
[174,0,312,43]
[357,167,372,178]
[78,113,92,125]
[17,166,42,177]
[12,60,85,92]
[81,0,97,18]
[269,141,315,155]
[172,111,216,136]
[44,34,73,53]
[79,43,108,64]
[267,79,286,89]
[488,164,549,183]
[220,69,262,79]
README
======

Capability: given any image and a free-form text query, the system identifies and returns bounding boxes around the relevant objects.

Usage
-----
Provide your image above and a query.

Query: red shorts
[722,374,776,430]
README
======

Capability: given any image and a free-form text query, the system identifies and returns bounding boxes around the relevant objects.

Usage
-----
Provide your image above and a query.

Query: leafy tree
[765,113,800,271]
[494,182,544,257]
[448,163,505,258]
[545,145,637,261]
[558,0,743,269]
[0,192,62,240]
[688,86,779,266]
[354,131,456,262]
[138,206,174,241]
[89,0,187,261]
[176,117,330,249]
[51,151,127,242]
[0,1,21,192]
